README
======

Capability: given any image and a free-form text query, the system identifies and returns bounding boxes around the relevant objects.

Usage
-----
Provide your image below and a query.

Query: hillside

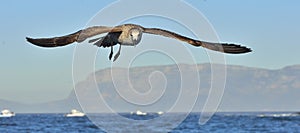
[1,64,300,113]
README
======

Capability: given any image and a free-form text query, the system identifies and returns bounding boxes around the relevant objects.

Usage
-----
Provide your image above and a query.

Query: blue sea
[1,112,299,132]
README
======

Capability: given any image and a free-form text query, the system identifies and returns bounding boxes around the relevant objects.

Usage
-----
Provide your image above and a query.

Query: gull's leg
[113,45,121,62]
[109,46,113,60]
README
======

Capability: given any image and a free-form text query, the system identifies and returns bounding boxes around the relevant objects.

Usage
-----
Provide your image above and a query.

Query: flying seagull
[26,24,251,61]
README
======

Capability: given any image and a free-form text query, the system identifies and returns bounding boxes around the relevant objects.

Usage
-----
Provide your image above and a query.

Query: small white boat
[0,109,15,117]
[157,111,164,115]
[136,110,147,116]
[131,110,147,116]
[65,109,85,117]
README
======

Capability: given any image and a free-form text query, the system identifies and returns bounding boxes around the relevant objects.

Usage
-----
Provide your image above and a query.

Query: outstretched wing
[143,28,252,54]
[26,26,123,47]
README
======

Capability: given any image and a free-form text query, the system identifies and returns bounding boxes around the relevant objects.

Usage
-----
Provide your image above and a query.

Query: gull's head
[129,28,142,45]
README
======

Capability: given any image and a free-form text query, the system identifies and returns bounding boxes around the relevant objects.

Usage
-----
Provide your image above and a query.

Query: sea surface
[1,112,299,132]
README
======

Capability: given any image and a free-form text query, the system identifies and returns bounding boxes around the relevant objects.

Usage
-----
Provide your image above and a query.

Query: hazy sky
[0,0,299,103]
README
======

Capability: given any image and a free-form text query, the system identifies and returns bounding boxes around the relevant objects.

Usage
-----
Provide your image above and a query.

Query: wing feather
[143,28,252,54]
[26,26,123,47]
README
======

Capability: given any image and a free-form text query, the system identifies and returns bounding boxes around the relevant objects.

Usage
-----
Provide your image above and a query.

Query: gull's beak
[133,38,139,44]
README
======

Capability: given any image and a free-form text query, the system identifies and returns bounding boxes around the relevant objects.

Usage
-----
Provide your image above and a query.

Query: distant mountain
[2,64,300,113]
[220,64,300,111]
[0,99,26,112]
[78,64,300,112]
[0,91,80,113]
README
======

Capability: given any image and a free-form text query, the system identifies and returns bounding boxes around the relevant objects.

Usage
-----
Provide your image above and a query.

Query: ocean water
[1,112,299,132]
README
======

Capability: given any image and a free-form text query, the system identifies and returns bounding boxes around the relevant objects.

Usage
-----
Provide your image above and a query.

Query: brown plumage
[26,24,251,61]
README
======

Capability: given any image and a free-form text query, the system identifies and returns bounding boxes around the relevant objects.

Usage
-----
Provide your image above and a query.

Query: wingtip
[25,36,50,47]
[240,46,252,54]
[242,45,252,53]
[223,43,253,54]
[26,37,34,44]
[247,48,253,53]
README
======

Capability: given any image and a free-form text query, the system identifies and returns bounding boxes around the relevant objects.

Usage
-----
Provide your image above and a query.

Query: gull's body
[26,24,251,61]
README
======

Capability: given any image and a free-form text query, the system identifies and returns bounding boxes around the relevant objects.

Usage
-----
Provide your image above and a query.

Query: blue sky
[0,0,299,103]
